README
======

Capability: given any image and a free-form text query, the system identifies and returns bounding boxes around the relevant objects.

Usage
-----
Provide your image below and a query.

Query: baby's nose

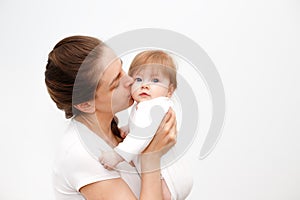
[141,83,150,89]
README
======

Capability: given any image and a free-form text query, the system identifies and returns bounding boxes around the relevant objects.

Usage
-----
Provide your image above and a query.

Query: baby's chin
[133,96,153,103]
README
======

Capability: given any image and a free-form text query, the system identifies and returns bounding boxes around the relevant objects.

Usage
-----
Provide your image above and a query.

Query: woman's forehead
[101,59,122,80]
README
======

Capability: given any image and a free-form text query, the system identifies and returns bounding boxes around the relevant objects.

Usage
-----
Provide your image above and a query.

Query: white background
[1,0,300,199]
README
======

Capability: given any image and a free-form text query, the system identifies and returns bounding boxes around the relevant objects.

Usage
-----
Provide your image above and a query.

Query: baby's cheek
[130,90,138,99]
[131,84,139,94]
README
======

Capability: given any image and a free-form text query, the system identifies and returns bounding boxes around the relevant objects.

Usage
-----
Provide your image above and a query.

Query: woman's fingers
[163,119,177,145]
[142,107,177,160]
[169,120,177,144]
[160,109,176,135]
[157,108,173,130]
[146,109,177,152]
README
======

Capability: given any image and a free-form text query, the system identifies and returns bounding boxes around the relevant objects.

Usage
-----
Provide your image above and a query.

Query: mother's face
[94,58,134,114]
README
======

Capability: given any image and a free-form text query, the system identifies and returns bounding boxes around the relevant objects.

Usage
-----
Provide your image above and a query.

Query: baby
[100,50,192,200]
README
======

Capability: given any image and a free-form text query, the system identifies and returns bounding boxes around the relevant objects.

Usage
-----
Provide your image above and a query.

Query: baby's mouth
[139,92,150,97]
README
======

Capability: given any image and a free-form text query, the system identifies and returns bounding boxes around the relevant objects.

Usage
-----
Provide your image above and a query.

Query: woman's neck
[75,112,120,147]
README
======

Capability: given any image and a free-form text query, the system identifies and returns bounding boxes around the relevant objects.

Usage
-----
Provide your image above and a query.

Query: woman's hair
[45,36,102,118]
[128,50,177,89]
[45,35,121,138]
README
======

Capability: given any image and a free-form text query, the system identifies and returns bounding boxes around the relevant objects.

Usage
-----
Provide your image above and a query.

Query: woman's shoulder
[53,121,81,165]
[53,120,120,192]
[54,120,116,171]
[52,122,93,174]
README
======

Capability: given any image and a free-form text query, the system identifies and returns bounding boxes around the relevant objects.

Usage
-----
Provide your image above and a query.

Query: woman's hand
[141,108,177,172]
[139,108,177,200]
[143,108,177,155]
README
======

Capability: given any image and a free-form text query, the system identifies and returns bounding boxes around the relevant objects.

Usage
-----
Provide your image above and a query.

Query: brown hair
[45,36,103,118]
[45,35,122,138]
[128,50,177,89]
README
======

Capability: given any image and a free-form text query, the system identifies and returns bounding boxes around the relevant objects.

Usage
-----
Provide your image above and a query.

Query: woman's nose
[124,75,134,87]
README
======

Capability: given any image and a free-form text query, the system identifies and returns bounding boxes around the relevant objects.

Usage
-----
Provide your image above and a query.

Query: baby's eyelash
[135,77,142,82]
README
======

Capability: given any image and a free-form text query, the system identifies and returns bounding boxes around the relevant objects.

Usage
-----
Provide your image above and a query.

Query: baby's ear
[73,100,95,114]
[167,84,175,97]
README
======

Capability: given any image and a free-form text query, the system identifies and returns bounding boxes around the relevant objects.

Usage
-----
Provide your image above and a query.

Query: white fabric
[52,119,141,199]
[115,97,172,162]
[161,159,193,200]
[129,96,172,128]
[114,97,193,200]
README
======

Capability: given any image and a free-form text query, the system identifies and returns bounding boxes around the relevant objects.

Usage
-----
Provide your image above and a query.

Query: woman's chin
[117,98,134,112]
[128,98,134,106]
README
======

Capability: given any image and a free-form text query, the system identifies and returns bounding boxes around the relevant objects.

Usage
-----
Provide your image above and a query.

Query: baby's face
[131,66,172,103]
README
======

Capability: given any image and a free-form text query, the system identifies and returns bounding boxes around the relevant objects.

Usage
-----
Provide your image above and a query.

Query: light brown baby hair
[128,50,177,90]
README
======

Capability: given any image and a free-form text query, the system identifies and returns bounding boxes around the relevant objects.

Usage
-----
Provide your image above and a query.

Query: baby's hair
[128,50,177,90]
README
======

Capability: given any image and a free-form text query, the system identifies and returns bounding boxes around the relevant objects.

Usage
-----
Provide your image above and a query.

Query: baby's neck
[135,96,170,109]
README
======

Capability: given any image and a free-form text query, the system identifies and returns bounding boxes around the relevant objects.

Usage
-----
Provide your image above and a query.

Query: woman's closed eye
[114,81,120,88]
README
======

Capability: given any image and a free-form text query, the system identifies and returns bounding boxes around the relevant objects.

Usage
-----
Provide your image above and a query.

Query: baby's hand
[99,151,124,170]
[120,125,129,139]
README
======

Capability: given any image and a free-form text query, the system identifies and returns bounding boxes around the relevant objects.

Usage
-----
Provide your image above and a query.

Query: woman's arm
[80,178,137,200]
[80,173,171,200]
[162,179,172,200]
[140,108,177,200]
[80,109,177,200]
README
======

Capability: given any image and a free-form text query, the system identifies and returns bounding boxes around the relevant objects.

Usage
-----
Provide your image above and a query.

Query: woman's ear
[167,84,175,97]
[73,100,95,114]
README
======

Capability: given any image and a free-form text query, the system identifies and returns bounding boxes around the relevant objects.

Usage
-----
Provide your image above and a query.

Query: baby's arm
[115,105,166,163]
[100,105,166,170]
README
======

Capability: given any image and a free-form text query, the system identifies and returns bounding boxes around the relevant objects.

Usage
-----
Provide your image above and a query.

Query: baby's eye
[135,77,142,82]
[152,78,159,83]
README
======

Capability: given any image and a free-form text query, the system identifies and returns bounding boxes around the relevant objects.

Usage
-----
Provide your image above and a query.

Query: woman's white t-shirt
[52,119,141,199]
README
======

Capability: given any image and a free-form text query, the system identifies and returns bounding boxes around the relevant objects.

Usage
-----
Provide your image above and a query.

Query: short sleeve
[61,141,121,191]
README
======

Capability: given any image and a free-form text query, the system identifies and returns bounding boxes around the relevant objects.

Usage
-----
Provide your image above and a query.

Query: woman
[45,35,177,199]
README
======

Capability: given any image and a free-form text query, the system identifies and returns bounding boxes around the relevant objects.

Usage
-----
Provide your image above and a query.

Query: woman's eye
[114,82,120,88]
[111,82,120,89]
[152,78,159,83]
[135,78,142,82]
